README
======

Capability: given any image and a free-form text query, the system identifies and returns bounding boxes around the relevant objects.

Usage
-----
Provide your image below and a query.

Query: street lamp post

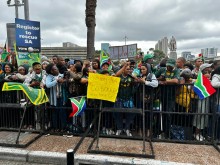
[123,35,128,45]
[7,0,29,20]
[15,0,19,18]
[23,0,30,20]
[7,0,24,18]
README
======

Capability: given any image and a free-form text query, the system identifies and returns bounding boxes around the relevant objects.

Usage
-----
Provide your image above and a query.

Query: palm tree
[85,0,97,60]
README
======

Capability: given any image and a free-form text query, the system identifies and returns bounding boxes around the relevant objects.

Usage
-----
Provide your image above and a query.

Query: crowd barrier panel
[0,82,219,148]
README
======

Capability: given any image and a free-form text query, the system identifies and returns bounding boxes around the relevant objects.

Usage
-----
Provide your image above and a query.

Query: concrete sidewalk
[0,133,219,164]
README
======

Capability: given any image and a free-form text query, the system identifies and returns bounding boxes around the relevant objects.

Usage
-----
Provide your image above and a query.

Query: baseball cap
[199,63,212,71]
[143,54,154,62]
[101,61,109,67]
[166,58,176,67]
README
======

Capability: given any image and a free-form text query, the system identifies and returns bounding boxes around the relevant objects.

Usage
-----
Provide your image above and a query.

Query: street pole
[15,0,19,18]
[124,35,128,45]
[24,0,30,20]
[123,35,128,58]
[7,0,25,19]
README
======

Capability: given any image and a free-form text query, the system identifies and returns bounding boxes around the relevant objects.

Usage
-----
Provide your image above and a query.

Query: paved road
[0,160,52,165]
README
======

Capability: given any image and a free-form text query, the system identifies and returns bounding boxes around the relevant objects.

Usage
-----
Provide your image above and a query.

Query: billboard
[15,18,41,53]
[109,44,137,60]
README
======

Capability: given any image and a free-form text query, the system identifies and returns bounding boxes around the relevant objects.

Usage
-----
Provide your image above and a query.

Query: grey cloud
[1,0,220,54]
[96,0,220,41]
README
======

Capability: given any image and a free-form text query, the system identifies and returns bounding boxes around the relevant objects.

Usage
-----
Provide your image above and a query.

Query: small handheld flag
[193,71,216,99]
[69,96,86,117]
[100,50,109,67]
[100,50,113,71]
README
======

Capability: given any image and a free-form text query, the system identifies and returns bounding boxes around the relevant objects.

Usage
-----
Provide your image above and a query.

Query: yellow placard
[87,73,120,102]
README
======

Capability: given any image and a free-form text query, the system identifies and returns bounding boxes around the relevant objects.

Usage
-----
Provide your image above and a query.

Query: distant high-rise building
[63,42,79,47]
[155,37,168,55]
[181,51,194,61]
[181,51,191,59]
[155,43,159,50]
[201,48,218,58]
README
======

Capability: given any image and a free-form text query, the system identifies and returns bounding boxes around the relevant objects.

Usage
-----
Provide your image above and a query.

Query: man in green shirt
[155,58,180,84]
[155,58,180,138]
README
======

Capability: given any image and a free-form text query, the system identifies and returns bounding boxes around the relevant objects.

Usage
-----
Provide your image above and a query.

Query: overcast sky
[1,0,220,56]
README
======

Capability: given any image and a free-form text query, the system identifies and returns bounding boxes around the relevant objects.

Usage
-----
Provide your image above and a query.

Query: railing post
[67,149,74,165]
[16,99,27,144]
[142,84,146,153]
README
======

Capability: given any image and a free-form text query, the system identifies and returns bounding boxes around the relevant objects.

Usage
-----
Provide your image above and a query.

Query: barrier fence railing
[0,82,219,152]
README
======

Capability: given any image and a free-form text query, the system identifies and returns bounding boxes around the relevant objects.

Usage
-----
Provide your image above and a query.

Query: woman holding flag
[193,63,215,141]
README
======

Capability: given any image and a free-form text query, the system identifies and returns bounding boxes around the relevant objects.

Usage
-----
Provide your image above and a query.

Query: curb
[74,154,196,165]
[0,147,28,162]
[0,147,66,165]
[0,147,196,165]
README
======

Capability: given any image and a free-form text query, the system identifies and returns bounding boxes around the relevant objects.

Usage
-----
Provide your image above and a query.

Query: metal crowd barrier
[0,82,219,153]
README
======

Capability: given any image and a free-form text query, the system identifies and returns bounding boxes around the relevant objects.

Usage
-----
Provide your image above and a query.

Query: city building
[155,37,168,56]
[63,42,79,48]
[41,43,87,60]
[201,48,218,58]
[181,51,195,61]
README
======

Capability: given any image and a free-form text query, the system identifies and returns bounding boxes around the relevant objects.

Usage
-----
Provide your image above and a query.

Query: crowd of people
[0,53,220,141]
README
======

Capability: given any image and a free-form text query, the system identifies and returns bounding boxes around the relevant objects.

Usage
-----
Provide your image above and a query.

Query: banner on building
[15,18,41,53]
